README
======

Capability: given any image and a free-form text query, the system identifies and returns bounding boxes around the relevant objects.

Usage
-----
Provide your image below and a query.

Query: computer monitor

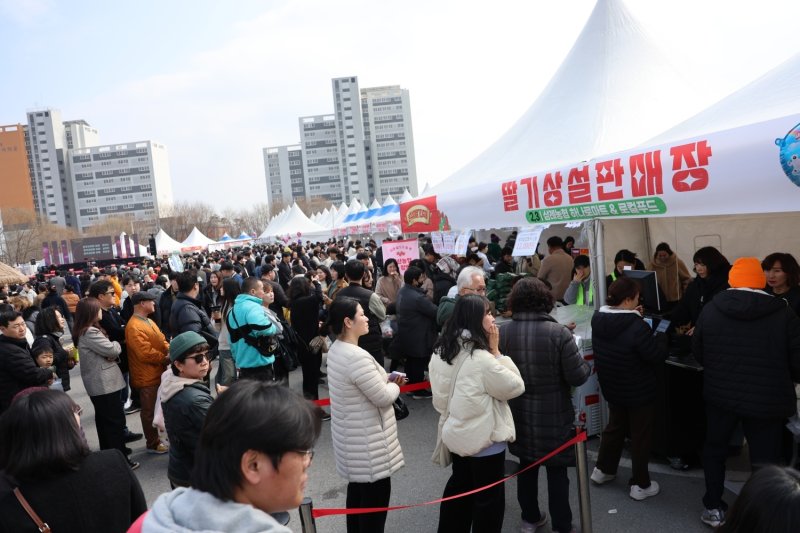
[622,269,661,313]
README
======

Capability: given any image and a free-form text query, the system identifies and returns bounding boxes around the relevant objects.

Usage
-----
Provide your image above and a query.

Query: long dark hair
[221,277,241,317]
[287,276,311,302]
[717,465,800,533]
[433,294,491,364]
[382,258,399,277]
[316,265,332,285]
[35,306,64,336]
[0,390,89,480]
[72,298,102,347]
[693,246,731,278]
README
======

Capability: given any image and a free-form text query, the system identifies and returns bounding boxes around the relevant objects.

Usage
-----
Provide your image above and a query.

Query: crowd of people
[0,233,799,532]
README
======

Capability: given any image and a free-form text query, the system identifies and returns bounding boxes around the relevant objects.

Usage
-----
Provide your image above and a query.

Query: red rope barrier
[311,431,588,518]
[312,381,431,407]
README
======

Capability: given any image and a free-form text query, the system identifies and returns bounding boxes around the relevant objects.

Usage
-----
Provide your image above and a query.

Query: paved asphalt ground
[68,362,744,533]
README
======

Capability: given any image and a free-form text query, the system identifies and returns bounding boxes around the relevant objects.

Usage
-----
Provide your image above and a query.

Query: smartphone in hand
[387,371,407,382]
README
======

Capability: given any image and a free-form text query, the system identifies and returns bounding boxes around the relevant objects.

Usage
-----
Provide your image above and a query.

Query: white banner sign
[511,225,549,257]
[400,114,800,232]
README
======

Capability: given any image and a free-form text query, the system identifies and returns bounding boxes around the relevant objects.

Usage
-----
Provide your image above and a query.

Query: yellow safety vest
[576,280,593,306]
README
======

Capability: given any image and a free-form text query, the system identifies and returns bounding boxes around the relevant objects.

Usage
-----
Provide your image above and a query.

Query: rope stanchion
[312,381,431,407]
[299,497,317,533]
[311,431,588,519]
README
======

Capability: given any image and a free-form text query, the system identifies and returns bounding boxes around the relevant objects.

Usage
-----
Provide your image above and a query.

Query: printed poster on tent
[512,225,549,257]
[381,239,419,275]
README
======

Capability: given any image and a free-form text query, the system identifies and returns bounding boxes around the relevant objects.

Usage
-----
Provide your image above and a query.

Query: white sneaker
[701,508,725,527]
[590,467,615,485]
[629,480,660,500]
[123,399,132,410]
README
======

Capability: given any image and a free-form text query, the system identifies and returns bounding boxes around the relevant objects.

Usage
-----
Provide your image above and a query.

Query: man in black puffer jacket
[169,271,218,345]
[693,257,800,527]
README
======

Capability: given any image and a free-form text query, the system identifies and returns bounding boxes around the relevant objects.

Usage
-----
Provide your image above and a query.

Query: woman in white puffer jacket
[429,294,525,533]
[326,296,406,533]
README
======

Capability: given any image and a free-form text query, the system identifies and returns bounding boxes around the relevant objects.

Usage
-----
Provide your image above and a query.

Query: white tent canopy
[180,227,215,250]
[155,229,183,255]
[428,0,702,196]
[260,208,290,239]
[267,203,330,239]
[645,52,800,147]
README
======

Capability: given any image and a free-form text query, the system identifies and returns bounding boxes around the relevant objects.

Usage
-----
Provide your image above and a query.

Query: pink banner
[381,238,419,275]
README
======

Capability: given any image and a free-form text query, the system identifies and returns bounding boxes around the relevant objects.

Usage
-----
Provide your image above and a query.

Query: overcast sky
[1,0,798,212]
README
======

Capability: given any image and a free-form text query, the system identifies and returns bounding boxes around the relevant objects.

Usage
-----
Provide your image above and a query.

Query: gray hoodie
[144,487,291,533]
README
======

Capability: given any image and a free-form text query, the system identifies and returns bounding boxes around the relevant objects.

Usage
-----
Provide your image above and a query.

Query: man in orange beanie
[692,257,800,528]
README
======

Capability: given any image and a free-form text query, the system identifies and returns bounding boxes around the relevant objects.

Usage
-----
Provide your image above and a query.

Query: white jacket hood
[160,370,201,403]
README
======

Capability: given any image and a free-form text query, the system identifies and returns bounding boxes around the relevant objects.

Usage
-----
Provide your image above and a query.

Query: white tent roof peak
[181,227,215,248]
[382,195,396,206]
[399,189,413,202]
[369,199,382,209]
[429,0,704,195]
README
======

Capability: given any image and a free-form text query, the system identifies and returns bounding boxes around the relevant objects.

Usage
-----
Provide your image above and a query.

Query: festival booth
[154,229,183,255]
[179,227,215,253]
[398,0,800,437]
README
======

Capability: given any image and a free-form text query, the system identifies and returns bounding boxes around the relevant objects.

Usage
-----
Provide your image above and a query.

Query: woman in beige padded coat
[326,296,406,533]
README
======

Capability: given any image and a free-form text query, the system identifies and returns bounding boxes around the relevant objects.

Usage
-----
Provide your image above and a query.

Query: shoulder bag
[431,352,469,467]
[13,487,51,533]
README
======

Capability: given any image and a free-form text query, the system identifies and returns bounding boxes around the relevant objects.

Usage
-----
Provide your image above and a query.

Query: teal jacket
[226,294,278,369]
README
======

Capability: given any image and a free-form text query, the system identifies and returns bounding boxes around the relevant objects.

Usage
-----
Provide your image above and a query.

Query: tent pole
[589,219,606,311]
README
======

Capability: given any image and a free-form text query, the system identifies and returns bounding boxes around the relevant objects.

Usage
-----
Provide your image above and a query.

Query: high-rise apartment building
[0,124,35,212]
[25,109,100,227]
[299,115,343,202]
[263,76,419,206]
[332,77,370,203]
[25,109,69,226]
[69,141,173,232]
[263,144,305,206]
[361,85,418,199]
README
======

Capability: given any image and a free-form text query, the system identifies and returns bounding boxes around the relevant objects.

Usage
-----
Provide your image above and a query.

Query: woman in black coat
[590,277,667,501]
[288,275,323,400]
[670,246,730,333]
[34,307,75,391]
[0,390,146,532]
[499,278,590,533]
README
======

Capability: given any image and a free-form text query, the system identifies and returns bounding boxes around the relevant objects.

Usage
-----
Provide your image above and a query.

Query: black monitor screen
[621,269,661,313]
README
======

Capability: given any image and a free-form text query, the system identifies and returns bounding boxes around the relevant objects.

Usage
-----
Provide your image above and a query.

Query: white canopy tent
[180,227,215,251]
[427,0,702,197]
[397,2,800,310]
[266,203,332,242]
[155,229,183,255]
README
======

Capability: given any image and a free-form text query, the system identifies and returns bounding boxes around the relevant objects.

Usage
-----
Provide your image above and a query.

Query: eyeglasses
[464,286,487,294]
[293,449,315,464]
[104,291,115,296]
[73,404,83,417]
[184,351,209,364]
